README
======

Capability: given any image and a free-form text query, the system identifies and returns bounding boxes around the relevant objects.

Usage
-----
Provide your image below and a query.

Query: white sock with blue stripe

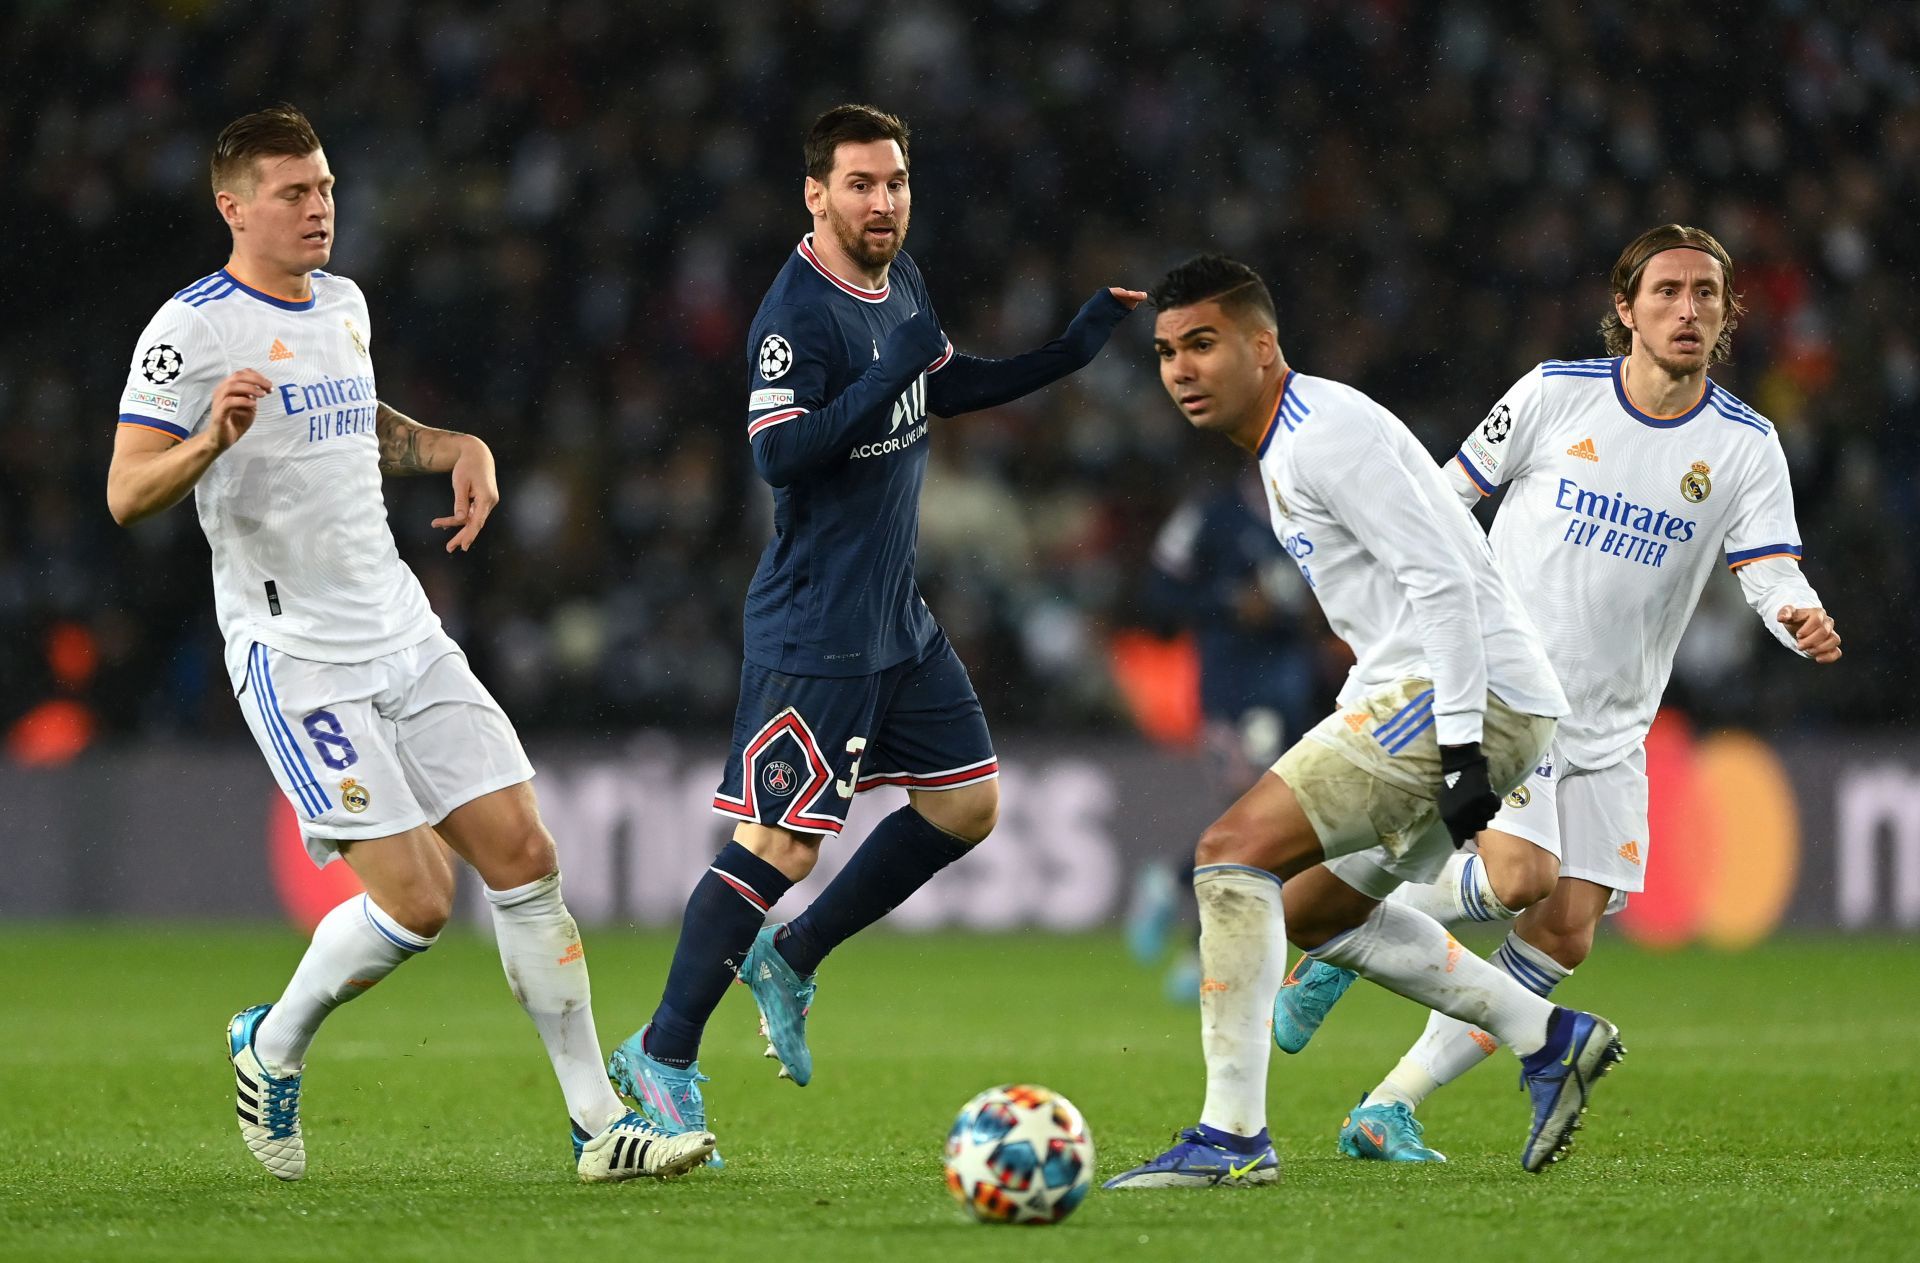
[1310,904,1553,1058]
[1384,852,1516,926]
[1368,930,1573,1110]
[254,894,434,1077]
[1193,865,1286,1140]
[486,873,626,1136]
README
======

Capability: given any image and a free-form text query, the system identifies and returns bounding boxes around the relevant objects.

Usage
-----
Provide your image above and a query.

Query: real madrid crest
[1680,460,1712,503]
[341,777,371,813]
[344,318,369,359]
[1505,785,1531,809]
[1269,477,1290,518]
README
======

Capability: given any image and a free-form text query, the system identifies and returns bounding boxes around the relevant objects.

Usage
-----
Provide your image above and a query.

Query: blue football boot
[1519,1008,1626,1172]
[741,925,816,1086]
[1102,1125,1280,1188]
[1337,1097,1447,1162]
[227,1004,305,1181]
[1272,954,1357,1053]
[607,1024,724,1169]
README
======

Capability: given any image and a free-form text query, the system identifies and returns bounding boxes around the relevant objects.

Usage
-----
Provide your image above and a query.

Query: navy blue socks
[775,806,973,977]
[646,841,794,1068]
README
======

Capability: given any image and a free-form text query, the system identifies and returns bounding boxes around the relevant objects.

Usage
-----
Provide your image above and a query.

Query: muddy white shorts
[1277,678,1556,889]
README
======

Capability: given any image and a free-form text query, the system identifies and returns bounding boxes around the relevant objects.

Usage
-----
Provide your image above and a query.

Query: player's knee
[499,823,559,886]
[946,790,999,845]
[1486,846,1558,913]
[912,783,997,845]
[464,822,557,891]
[380,885,452,939]
[736,823,822,881]
[1194,817,1263,868]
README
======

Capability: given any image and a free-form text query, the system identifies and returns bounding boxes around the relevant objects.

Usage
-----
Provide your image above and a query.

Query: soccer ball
[943,1084,1094,1225]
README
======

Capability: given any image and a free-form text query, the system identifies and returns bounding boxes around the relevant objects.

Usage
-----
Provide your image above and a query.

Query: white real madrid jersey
[117,268,439,689]
[1255,371,1566,746]
[1451,356,1820,770]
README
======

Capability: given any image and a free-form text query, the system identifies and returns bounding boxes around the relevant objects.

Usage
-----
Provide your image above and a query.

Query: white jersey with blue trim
[117,269,439,689]
[1255,371,1566,746]
[1451,356,1820,770]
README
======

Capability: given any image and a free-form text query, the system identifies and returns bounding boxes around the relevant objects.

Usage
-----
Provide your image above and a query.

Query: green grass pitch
[2,926,1915,1261]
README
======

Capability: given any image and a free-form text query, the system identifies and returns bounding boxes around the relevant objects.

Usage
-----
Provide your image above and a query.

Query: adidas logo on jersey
[1567,437,1598,461]
[268,339,295,362]
[1619,839,1642,865]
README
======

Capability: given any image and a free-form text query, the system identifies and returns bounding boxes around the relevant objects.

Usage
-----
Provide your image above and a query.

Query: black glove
[1437,742,1498,848]
[879,306,947,380]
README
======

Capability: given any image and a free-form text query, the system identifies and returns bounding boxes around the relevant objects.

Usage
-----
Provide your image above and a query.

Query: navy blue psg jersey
[739,236,955,677]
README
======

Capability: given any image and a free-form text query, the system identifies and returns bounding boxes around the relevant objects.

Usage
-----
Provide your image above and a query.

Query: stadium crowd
[1,0,1912,750]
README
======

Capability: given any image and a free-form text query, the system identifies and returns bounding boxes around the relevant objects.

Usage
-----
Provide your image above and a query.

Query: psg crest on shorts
[762,760,798,797]
[141,344,184,386]
[1680,461,1712,503]
[758,333,794,381]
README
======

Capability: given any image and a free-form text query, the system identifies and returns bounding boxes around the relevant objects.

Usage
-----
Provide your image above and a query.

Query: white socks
[1366,931,1574,1109]
[1309,903,1554,1057]
[1385,852,1516,925]
[1193,865,1286,1138]
[255,894,434,1076]
[487,873,626,1136]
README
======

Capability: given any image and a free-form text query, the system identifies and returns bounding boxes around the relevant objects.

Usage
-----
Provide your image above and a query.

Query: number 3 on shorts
[301,709,360,770]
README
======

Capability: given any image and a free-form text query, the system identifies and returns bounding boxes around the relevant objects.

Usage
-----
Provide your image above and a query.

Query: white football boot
[227,1004,305,1181]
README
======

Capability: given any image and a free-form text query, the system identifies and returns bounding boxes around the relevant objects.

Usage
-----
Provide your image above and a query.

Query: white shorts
[237,630,534,866]
[1488,743,1648,899]
[1276,678,1556,890]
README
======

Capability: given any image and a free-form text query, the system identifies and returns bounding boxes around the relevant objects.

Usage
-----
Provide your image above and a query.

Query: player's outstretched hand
[433,435,499,553]
[882,306,947,375]
[1778,605,1841,663]
[1108,288,1148,310]
[209,369,273,452]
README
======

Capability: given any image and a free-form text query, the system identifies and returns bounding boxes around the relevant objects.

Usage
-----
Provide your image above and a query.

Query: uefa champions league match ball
[943,1084,1095,1225]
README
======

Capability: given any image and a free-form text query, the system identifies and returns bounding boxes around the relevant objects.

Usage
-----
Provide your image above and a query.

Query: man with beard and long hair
[607,103,1143,1163]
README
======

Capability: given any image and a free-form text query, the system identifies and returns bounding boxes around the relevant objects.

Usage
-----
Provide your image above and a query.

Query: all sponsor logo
[750,388,795,410]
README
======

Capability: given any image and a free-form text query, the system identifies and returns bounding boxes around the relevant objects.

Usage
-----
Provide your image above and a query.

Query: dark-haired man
[1104,254,1618,1187]
[107,105,713,1183]
[607,104,1141,1163]
[1273,225,1840,1163]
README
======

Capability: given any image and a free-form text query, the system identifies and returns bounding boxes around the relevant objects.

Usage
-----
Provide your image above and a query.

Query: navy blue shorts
[712,632,998,835]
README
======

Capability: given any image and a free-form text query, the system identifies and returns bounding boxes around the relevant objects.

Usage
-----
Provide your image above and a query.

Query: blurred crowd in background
[2,0,1913,761]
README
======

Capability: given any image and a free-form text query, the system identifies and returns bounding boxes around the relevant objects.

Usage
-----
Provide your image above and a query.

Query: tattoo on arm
[376,402,464,476]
